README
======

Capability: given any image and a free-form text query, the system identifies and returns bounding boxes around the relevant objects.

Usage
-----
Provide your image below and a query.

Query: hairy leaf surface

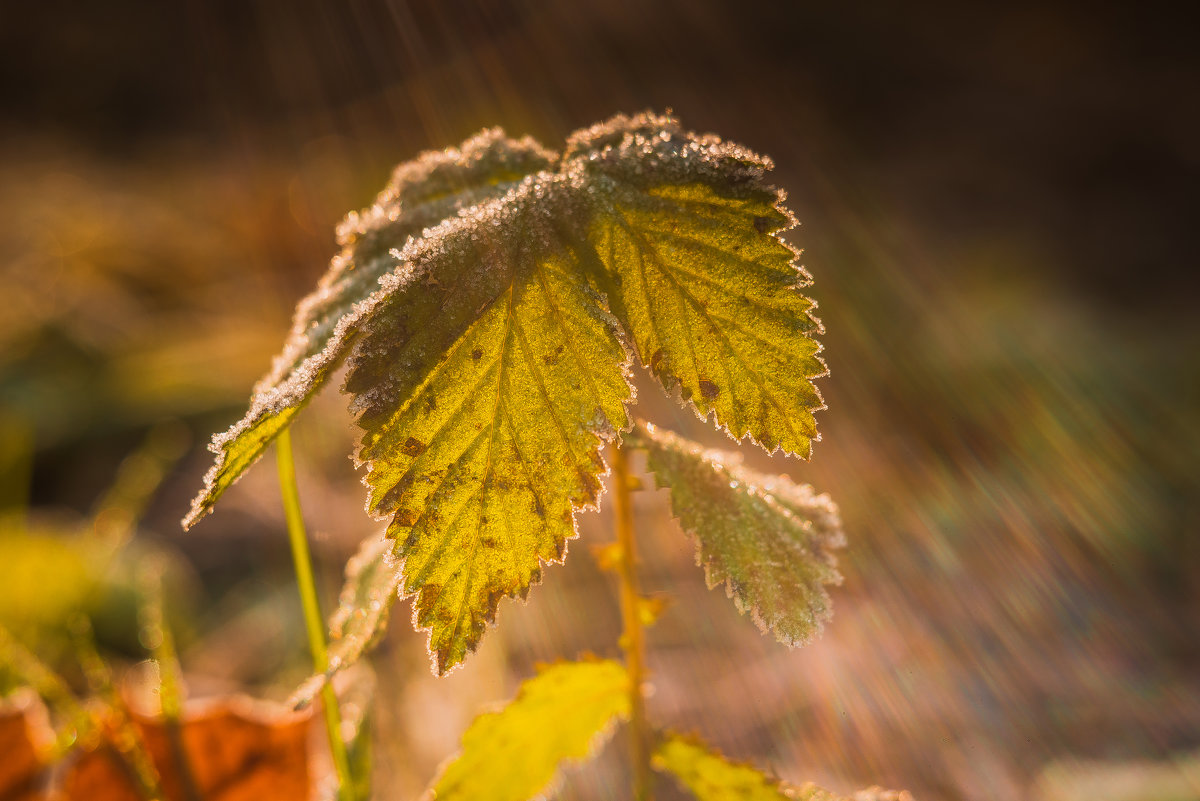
[327,534,401,674]
[589,182,824,455]
[347,193,634,673]
[183,132,556,528]
[188,111,826,674]
[426,659,629,801]
[633,421,844,646]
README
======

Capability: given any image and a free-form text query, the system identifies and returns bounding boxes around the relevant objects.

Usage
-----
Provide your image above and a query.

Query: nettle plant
[187,112,898,801]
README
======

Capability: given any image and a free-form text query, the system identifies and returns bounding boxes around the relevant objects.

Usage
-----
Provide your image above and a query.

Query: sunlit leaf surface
[348,201,633,672]
[426,659,629,801]
[189,112,825,673]
[183,131,556,528]
[652,734,796,801]
[653,734,877,801]
[633,421,843,646]
[590,182,823,455]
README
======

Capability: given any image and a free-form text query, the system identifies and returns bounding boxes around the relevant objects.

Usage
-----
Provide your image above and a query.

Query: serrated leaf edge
[632,420,844,648]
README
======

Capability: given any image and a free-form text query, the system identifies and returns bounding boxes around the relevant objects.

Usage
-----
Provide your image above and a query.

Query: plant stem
[276,430,354,801]
[611,444,653,801]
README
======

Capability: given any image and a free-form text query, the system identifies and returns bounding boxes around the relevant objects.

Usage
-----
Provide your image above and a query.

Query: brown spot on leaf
[650,348,665,372]
[699,379,720,400]
[470,348,483,362]
[393,508,419,528]
[401,437,427,457]
[753,215,771,233]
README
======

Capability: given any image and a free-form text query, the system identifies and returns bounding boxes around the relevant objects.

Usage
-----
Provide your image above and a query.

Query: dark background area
[3,1,1197,308]
[1,2,1197,800]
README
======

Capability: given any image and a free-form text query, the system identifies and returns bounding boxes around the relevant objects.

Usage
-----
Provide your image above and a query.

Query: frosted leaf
[346,188,633,673]
[323,533,401,685]
[186,111,828,675]
[183,132,555,528]
[575,112,825,456]
[632,421,844,647]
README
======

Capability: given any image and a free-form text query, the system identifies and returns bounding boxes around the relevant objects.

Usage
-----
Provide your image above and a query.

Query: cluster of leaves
[186,111,827,675]
[181,112,911,800]
[417,658,911,801]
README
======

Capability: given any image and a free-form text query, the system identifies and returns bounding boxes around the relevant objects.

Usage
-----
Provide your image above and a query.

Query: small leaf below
[654,734,897,801]
[426,659,629,801]
[652,734,796,801]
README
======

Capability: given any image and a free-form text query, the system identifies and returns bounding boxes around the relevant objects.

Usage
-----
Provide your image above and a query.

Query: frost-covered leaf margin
[186,111,828,675]
[632,420,844,647]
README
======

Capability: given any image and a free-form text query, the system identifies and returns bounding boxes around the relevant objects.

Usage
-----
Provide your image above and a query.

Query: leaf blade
[654,734,914,801]
[427,659,629,801]
[652,734,796,801]
[348,189,633,673]
[183,131,556,528]
[633,421,844,647]
[578,114,826,456]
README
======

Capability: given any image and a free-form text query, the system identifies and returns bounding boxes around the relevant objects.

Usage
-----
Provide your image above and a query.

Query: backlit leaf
[285,533,400,704]
[183,131,556,528]
[633,421,844,646]
[653,734,795,801]
[577,120,826,455]
[654,734,884,801]
[188,112,826,674]
[426,659,629,801]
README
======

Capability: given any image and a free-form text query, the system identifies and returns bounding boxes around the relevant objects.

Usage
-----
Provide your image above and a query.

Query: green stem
[612,444,653,801]
[276,430,354,801]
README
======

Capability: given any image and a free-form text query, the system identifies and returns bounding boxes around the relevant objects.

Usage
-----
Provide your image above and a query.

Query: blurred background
[1,1,1197,799]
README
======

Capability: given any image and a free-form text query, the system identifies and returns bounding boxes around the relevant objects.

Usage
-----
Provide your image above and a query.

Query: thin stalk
[611,444,653,801]
[276,430,354,801]
[139,561,201,801]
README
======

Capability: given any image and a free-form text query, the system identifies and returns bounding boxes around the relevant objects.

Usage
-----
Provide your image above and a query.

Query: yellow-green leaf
[427,659,629,801]
[183,131,555,528]
[653,734,795,801]
[633,421,844,647]
[187,111,828,674]
[653,734,863,801]
[573,115,825,456]
[350,205,633,671]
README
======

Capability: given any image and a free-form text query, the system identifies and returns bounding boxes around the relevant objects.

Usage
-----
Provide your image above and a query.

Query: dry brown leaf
[0,691,53,801]
[62,695,312,801]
